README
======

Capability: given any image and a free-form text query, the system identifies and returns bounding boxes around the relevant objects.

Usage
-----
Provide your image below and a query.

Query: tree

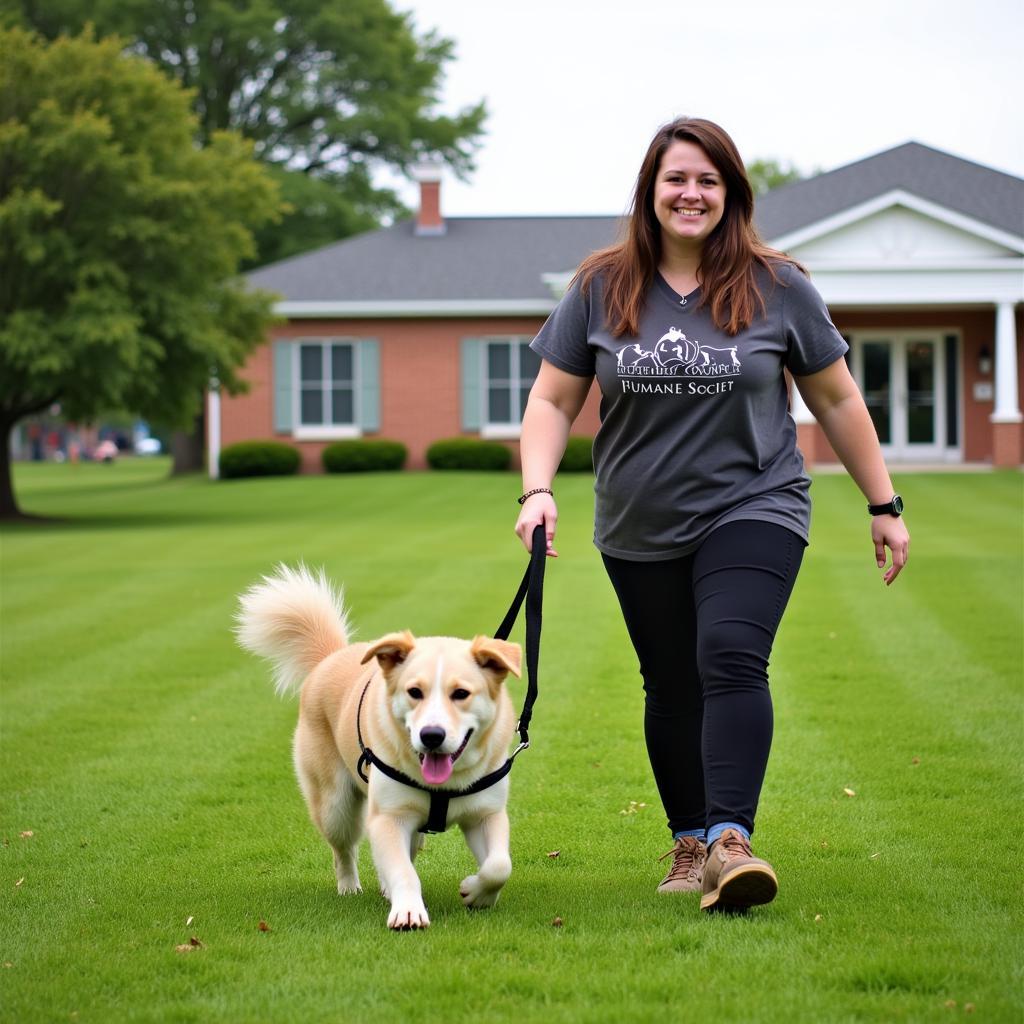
[0,27,283,518]
[12,0,488,263]
[9,0,488,471]
[246,164,404,270]
[746,158,805,196]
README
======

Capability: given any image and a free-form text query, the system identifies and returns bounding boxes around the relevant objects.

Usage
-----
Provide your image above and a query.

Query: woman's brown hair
[576,117,800,337]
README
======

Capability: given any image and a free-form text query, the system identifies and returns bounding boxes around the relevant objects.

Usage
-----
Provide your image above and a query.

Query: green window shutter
[460,338,482,431]
[358,339,380,433]
[273,341,293,433]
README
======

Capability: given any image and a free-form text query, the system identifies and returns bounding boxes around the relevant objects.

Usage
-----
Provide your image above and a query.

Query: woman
[514,117,909,913]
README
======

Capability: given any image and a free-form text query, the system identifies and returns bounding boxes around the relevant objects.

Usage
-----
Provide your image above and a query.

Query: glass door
[853,336,944,460]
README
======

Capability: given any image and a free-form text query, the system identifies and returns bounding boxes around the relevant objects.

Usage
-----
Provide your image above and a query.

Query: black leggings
[602,520,804,838]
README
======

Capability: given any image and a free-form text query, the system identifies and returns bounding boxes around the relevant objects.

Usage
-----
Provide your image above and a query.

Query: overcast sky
[386,0,1023,217]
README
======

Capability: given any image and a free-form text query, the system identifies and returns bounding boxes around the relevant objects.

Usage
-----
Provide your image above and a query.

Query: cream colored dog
[236,565,521,931]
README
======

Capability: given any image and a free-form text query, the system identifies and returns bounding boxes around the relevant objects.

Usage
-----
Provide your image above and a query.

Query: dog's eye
[407,687,423,701]
[451,689,470,701]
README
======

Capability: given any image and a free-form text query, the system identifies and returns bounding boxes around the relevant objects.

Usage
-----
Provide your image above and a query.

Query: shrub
[219,440,301,479]
[426,438,512,471]
[322,439,407,473]
[559,436,594,473]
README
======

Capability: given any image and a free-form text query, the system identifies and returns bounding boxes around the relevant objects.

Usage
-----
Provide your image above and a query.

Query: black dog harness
[356,524,546,833]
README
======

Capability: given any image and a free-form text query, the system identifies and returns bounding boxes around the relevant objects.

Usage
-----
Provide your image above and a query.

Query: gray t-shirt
[530,261,848,560]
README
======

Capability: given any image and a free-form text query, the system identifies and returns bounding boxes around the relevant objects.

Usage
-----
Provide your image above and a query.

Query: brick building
[215,143,1024,473]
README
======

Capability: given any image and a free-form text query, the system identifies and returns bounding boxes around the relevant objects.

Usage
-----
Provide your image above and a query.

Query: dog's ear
[470,636,522,683]
[362,630,416,673]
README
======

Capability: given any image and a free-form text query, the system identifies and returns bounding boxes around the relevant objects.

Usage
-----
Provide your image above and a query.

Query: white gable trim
[771,189,1024,255]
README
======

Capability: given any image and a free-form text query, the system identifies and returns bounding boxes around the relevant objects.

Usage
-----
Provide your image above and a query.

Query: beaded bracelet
[517,487,553,505]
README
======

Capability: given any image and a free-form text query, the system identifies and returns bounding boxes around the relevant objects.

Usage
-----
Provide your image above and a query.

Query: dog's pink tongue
[421,752,454,785]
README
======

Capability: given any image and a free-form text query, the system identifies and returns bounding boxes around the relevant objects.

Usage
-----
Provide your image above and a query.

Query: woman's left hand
[872,516,909,585]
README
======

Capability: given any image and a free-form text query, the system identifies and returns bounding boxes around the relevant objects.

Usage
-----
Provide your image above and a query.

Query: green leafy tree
[12,0,488,264]
[8,0,487,469]
[0,27,283,518]
[746,158,805,196]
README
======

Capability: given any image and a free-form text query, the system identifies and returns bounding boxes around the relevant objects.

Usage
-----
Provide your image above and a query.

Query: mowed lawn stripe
[2,461,1021,1023]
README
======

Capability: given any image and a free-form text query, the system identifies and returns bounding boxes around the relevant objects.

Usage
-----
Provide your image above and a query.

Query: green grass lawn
[2,459,1022,1023]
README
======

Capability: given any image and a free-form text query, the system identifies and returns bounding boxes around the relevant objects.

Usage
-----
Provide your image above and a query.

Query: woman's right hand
[515,492,559,557]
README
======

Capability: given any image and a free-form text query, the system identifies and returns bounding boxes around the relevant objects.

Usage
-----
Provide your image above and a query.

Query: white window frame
[480,337,538,439]
[292,339,362,440]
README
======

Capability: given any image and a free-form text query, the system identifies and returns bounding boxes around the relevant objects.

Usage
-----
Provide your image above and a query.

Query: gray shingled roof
[248,142,1023,303]
[754,141,1024,239]
[247,215,622,302]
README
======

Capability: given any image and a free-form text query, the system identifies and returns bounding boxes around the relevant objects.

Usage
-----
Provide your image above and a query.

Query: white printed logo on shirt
[616,327,740,397]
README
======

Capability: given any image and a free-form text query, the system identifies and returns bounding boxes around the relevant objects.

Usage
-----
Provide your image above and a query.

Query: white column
[992,302,1022,423]
[207,380,221,479]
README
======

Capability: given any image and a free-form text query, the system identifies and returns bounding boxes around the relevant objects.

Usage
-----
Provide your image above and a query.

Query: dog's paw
[387,900,430,931]
[336,879,362,895]
[459,874,501,910]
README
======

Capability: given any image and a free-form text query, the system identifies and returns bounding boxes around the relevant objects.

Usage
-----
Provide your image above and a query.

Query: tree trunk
[171,407,205,475]
[0,418,21,520]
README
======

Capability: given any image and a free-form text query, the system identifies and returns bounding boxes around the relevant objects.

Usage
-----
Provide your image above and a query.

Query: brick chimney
[412,162,445,236]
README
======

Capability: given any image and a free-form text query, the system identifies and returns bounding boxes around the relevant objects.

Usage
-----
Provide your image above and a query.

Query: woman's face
[652,139,726,255]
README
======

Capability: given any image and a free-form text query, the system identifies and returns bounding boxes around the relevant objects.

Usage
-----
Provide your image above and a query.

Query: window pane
[332,344,353,383]
[906,341,935,444]
[301,389,323,424]
[519,384,532,420]
[862,342,891,445]
[300,345,322,383]
[519,343,541,381]
[489,386,511,423]
[332,388,353,425]
[488,343,511,378]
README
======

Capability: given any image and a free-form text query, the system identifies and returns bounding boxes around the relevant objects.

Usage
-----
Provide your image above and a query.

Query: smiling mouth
[418,729,473,785]
[675,209,704,217]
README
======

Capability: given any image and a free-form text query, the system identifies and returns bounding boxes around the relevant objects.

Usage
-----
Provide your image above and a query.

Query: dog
[235,565,521,930]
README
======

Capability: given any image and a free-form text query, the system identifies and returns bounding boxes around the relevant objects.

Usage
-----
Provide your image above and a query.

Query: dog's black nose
[419,726,446,750]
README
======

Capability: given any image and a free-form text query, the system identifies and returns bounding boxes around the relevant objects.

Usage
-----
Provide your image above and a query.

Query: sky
[385,0,1024,217]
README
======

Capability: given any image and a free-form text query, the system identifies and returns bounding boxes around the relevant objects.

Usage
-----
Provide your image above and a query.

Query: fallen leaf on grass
[175,937,204,953]
[3,962,11,968]
[843,788,856,797]
[551,917,563,928]
[258,920,270,932]
[814,914,823,922]
[869,852,881,860]
[911,757,921,765]
[944,1000,957,1009]
[546,851,560,859]
[964,1003,975,1013]
[19,831,33,839]
[619,801,648,816]
[185,916,194,927]
[15,878,24,888]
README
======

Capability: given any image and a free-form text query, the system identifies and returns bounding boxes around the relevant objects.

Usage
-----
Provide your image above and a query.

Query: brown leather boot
[700,828,778,912]
[656,835,707,893]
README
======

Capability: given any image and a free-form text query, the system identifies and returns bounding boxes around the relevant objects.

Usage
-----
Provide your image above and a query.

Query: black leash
[356,524,547,833]
[494,522,546,751]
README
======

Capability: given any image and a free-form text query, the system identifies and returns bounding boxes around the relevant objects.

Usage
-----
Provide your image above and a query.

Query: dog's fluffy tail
[235,564,350,696]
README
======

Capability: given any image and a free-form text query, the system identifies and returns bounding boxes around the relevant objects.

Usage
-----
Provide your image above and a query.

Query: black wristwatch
[868,494,904,517]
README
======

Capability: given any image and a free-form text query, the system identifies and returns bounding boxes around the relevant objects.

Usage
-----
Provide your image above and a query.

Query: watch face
[892,494,904,514]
